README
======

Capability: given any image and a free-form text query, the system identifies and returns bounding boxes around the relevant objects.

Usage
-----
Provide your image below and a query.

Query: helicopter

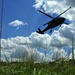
[36,7,71,34]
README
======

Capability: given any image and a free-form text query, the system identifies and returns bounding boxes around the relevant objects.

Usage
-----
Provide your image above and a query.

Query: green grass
[0,60,75,75]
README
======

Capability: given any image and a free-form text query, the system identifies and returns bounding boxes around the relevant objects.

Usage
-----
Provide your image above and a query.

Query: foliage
[0,60,75,75]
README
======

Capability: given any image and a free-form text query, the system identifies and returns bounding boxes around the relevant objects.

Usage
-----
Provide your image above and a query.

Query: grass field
[0,60,75,75]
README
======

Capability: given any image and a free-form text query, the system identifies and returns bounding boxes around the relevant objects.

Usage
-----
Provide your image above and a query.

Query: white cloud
[29,32,51,49]
[33,0,45,9]
[69,50,75,59]
[32,0,75,61]
[1,34,68,62]
[1,27,75,62]
[49,23,75,48]
[1,0,75,62]
[33,0,75,21]
[51,48,67,61]
[1,36,51,62]
[9,20,28,28]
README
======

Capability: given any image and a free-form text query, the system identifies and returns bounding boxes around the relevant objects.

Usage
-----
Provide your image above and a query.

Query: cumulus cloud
[66,0,75,7]
[69,50,75,59]
[51,48,67,61]
[1,36,51,62]
[50,24,75,48]
[1,25,75,62]
[29,23,75,49]
[33,0,44,9]
[9,20,28,29]
[33,0,75,61]
[1,33,68,62]
[33,0,75,21]
[29,32,51,49]
[1,0,75,62]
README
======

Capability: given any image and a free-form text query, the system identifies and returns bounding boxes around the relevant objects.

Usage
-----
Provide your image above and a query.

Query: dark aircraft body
[36,7,71,34]
[36,17,65,34]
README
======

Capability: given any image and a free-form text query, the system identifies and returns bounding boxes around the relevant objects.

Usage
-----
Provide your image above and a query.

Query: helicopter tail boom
[36,28,44,34]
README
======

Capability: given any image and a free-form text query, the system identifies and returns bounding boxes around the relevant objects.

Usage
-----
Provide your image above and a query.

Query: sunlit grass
[0,60,75,75]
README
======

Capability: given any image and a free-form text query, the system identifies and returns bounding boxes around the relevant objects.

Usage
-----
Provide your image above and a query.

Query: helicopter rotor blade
[37,10,54,18]
[43,21,50,26]
[43,23,48,26]
[56,7,72,18]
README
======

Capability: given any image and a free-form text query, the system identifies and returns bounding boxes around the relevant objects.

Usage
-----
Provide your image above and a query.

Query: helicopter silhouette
[36,7,71,34]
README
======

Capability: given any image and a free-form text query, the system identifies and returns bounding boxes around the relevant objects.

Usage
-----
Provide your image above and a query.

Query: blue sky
[0,0,40,38]
[0,0,61,39]
[1,0,36,38]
